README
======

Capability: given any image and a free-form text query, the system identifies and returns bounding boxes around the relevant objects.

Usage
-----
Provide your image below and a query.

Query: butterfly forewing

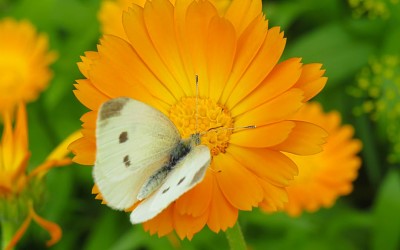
[130,145,211,224]
[94,97,181,210]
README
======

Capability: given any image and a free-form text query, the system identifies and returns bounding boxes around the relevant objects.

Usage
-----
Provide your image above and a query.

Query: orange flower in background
[98,0,134,39]
[0,18,56,112]
[0,104,80,250]
[98,0,232,39]
[278,102,362,217]
[71,0,328,239]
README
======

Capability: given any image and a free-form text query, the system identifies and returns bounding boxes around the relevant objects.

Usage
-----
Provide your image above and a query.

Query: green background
[1,0,400,249]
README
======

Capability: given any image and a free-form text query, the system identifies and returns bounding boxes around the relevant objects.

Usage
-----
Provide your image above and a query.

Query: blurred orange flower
[0,104,80,250]
[71,0,327,239]
[278,102,362,217]
[98,0,232,39]
[0,18,56,112]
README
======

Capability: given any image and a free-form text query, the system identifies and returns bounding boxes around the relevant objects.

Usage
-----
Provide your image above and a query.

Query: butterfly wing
[130,145,211,224]
[94,97,181,210]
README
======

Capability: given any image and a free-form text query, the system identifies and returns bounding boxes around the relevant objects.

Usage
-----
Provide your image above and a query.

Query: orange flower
[0,104,80,250]
[0,18,56,112]
[277,103,362,217]
[98,0,232,39]
[71,0,327,239]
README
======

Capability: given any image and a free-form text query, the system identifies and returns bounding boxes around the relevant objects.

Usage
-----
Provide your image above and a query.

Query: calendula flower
[98,0,232,39]
[0,18,56,113]
[71,0,327,239]
[275,103,362,217]
[0,104,80,250]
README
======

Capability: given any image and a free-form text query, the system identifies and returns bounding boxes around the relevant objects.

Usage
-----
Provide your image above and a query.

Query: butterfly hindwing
[94,97,181,210]
[130,145,211,224]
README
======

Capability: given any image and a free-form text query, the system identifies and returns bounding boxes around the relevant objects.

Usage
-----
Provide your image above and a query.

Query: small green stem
[355,113,382,186]
[225,221,247,250]
[1,221,15,250]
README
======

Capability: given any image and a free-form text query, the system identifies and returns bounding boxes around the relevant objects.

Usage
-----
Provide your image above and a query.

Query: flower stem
[225,221,247,250]
[1,221,15,250]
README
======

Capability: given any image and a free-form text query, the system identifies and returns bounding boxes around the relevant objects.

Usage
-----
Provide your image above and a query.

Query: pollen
[169,97,234,156]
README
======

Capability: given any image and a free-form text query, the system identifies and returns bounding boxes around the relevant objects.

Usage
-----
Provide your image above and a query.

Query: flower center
[0,53,28,91]
[169,97,234,156]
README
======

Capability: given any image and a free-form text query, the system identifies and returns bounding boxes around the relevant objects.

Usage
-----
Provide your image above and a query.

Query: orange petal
[271,121,327,155]
[29,158,72,179]
[68,136,96,165]
[175,170,213,217]
[224,0,262,36]
[214,153,264,210]
[206,176,238,233]
[10,104,30,181]
[230,121,295,148]
[27,127,78,178]
[81,111,97,130]
[328,125,358,150]
[92,184,99,194]
[231,58,303,115]
[173,0,197,95]
[143,204,174,237]
[258,177,288,212]
[5,215,31,250]
[234,88,304,126]
[207,16,236,102]
[14,103,28,155]
[78,51,101,79]
[1,108,15,171]
[225,27,286,108]
[173,207,208,240]
[92,35,174,110]
[97,0,130,39]
[30,206,62,247]
[143,0,192,96]
[220,14,267,105]
[184,0,219,97]
[227,145,298,187]
[293,63,327,101]
[80,127,95,139]
[73,79,109,111]
[123,4,185,100]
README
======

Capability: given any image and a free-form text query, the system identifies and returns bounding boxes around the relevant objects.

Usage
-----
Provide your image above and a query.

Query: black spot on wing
[99,98,129,121]
[177,177,185,186]
[119,131,128,143]
[123,155,131,167]
[162,187,170,194]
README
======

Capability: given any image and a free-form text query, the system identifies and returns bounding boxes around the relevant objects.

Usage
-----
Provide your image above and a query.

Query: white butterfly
[94,97,211,224]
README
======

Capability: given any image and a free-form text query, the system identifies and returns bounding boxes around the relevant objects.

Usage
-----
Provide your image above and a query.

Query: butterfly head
[190,133,201,146]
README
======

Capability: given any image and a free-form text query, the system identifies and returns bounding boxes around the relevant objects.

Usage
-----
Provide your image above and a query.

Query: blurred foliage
[1,0,399,249]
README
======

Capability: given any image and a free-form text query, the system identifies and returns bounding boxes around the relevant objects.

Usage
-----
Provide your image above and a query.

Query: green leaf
[382,23,400,55]
[83,210,130,250]
[284,23,374,87]
[372,170,400,250]
[264,0,342,30]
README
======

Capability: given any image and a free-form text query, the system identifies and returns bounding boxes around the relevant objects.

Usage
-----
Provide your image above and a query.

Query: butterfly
[93,97,211,224]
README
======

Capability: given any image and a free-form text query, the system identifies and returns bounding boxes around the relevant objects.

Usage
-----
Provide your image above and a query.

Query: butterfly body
[94,97,211,224]
[137,133,200,200]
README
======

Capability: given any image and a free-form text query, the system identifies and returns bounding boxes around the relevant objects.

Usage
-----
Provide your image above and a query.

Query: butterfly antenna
[195,75,199,134]
[200,125,256,136]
